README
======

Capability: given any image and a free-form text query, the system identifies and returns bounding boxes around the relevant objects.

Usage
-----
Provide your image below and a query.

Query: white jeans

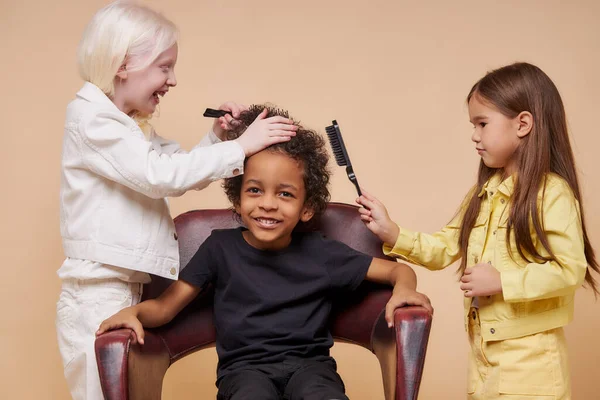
[56,279,143,400]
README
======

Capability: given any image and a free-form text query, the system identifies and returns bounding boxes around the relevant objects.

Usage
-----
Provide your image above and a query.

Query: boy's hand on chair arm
[96,307,145,345]
[356,189,399,246]
[385,287,433,328]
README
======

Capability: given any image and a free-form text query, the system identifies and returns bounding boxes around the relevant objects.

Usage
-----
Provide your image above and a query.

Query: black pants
[217,358,348,400]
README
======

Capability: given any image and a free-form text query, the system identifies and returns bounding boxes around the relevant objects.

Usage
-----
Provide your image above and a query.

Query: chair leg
[372,306,432,400]
[372,309,397,400]
[96,329,171,400]
[128,341,170,400]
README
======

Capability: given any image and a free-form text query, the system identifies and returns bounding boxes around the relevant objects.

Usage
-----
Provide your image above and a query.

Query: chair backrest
[142,203,395,359]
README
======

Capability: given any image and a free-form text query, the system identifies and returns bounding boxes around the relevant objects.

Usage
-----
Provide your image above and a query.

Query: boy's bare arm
[364,258,433,326]
[365,258,417,289]
[96,280,200,344]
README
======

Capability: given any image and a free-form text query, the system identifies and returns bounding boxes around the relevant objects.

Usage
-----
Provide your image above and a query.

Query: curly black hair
[222,104,331,220]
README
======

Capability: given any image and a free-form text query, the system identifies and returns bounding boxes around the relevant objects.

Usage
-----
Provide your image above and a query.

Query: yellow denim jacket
[384,173,587,341]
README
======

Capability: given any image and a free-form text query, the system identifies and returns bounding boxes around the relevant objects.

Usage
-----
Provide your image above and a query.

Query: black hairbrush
[325,120,362,197]
[203,108,232,118]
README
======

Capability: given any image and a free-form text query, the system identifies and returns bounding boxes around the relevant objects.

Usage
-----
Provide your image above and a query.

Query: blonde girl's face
[113,43,178,117]
[468,94,527,175]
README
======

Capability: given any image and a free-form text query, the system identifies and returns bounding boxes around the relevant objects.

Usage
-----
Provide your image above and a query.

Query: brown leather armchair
[95,203,432,400]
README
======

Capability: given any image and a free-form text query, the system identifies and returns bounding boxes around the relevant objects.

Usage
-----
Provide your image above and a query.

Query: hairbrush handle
[346,166,362,197]
[203,108,232,118]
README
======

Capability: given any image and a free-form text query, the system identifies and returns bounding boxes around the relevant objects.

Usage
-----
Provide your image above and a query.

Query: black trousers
[216,358,348,400]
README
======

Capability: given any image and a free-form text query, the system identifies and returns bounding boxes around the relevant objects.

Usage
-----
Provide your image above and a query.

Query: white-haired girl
[56,2,297,398]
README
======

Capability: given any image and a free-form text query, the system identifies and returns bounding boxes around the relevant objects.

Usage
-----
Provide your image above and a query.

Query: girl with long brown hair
[357,62,598,399]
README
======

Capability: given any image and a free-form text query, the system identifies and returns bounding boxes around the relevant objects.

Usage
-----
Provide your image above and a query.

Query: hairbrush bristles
[325,120,362,197]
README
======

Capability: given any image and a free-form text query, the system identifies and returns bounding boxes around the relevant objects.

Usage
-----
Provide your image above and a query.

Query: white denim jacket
[59,82,245,280]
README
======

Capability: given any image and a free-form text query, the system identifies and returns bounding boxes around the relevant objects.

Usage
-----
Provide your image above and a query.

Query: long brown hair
[458,62,599,294]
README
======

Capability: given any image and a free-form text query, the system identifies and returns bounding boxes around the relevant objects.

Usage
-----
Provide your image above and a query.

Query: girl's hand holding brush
[356,190,400,246]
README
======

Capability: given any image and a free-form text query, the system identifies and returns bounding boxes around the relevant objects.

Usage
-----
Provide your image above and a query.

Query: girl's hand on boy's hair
[356,189,399,246]
[96,308,145,345]
[460,263,502,297]
[385,288,433,327]
[212,101,249,140]
[235,109,298,157]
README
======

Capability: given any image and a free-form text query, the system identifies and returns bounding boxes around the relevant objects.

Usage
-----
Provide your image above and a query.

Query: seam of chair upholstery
[169,342,216,362]
[369,308,387,353]
[157,333,175,364]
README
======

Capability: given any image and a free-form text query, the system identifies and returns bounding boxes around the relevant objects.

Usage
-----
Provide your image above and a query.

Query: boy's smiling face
[236,150,314,251]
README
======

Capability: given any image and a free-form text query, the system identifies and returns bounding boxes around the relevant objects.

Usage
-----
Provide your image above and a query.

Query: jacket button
[490,328,495,334]
[500,198,505,204]
[474,256,479,263]
[174,232,178,240]
[170,267,177,275]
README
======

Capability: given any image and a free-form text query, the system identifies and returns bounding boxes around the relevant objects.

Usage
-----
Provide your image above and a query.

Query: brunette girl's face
[468,94,532,175]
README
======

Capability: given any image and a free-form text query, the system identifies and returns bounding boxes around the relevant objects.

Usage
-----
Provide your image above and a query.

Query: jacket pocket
[467,214,489,264]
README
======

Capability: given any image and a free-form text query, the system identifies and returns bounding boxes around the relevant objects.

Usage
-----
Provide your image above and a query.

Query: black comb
[203,108,232,118]
[325,120,362,197]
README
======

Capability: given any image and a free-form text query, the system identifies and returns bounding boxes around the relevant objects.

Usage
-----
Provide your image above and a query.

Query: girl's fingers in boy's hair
[269,130,296,138]
[269,123,298,131]
[253,108,268,121]
[246,108,267,125]
[265,115,297,127]
[460,274,472,283]
[268,126,297,135]
[267,136,293,146]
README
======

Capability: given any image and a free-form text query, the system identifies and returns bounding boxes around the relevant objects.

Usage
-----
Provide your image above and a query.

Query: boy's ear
[234,202,241,216]
[300,206,315,223]
[116,64,128,80]
[516,111,533,138]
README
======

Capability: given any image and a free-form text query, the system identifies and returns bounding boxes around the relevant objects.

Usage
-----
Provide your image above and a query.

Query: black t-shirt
[179,227,372,379]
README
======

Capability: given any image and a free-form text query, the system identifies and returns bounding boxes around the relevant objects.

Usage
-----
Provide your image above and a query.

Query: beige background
[1,0,599,398]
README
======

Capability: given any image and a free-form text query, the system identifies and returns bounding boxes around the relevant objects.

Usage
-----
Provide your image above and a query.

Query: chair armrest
[95,329,170,400]
[372,306,432,400]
